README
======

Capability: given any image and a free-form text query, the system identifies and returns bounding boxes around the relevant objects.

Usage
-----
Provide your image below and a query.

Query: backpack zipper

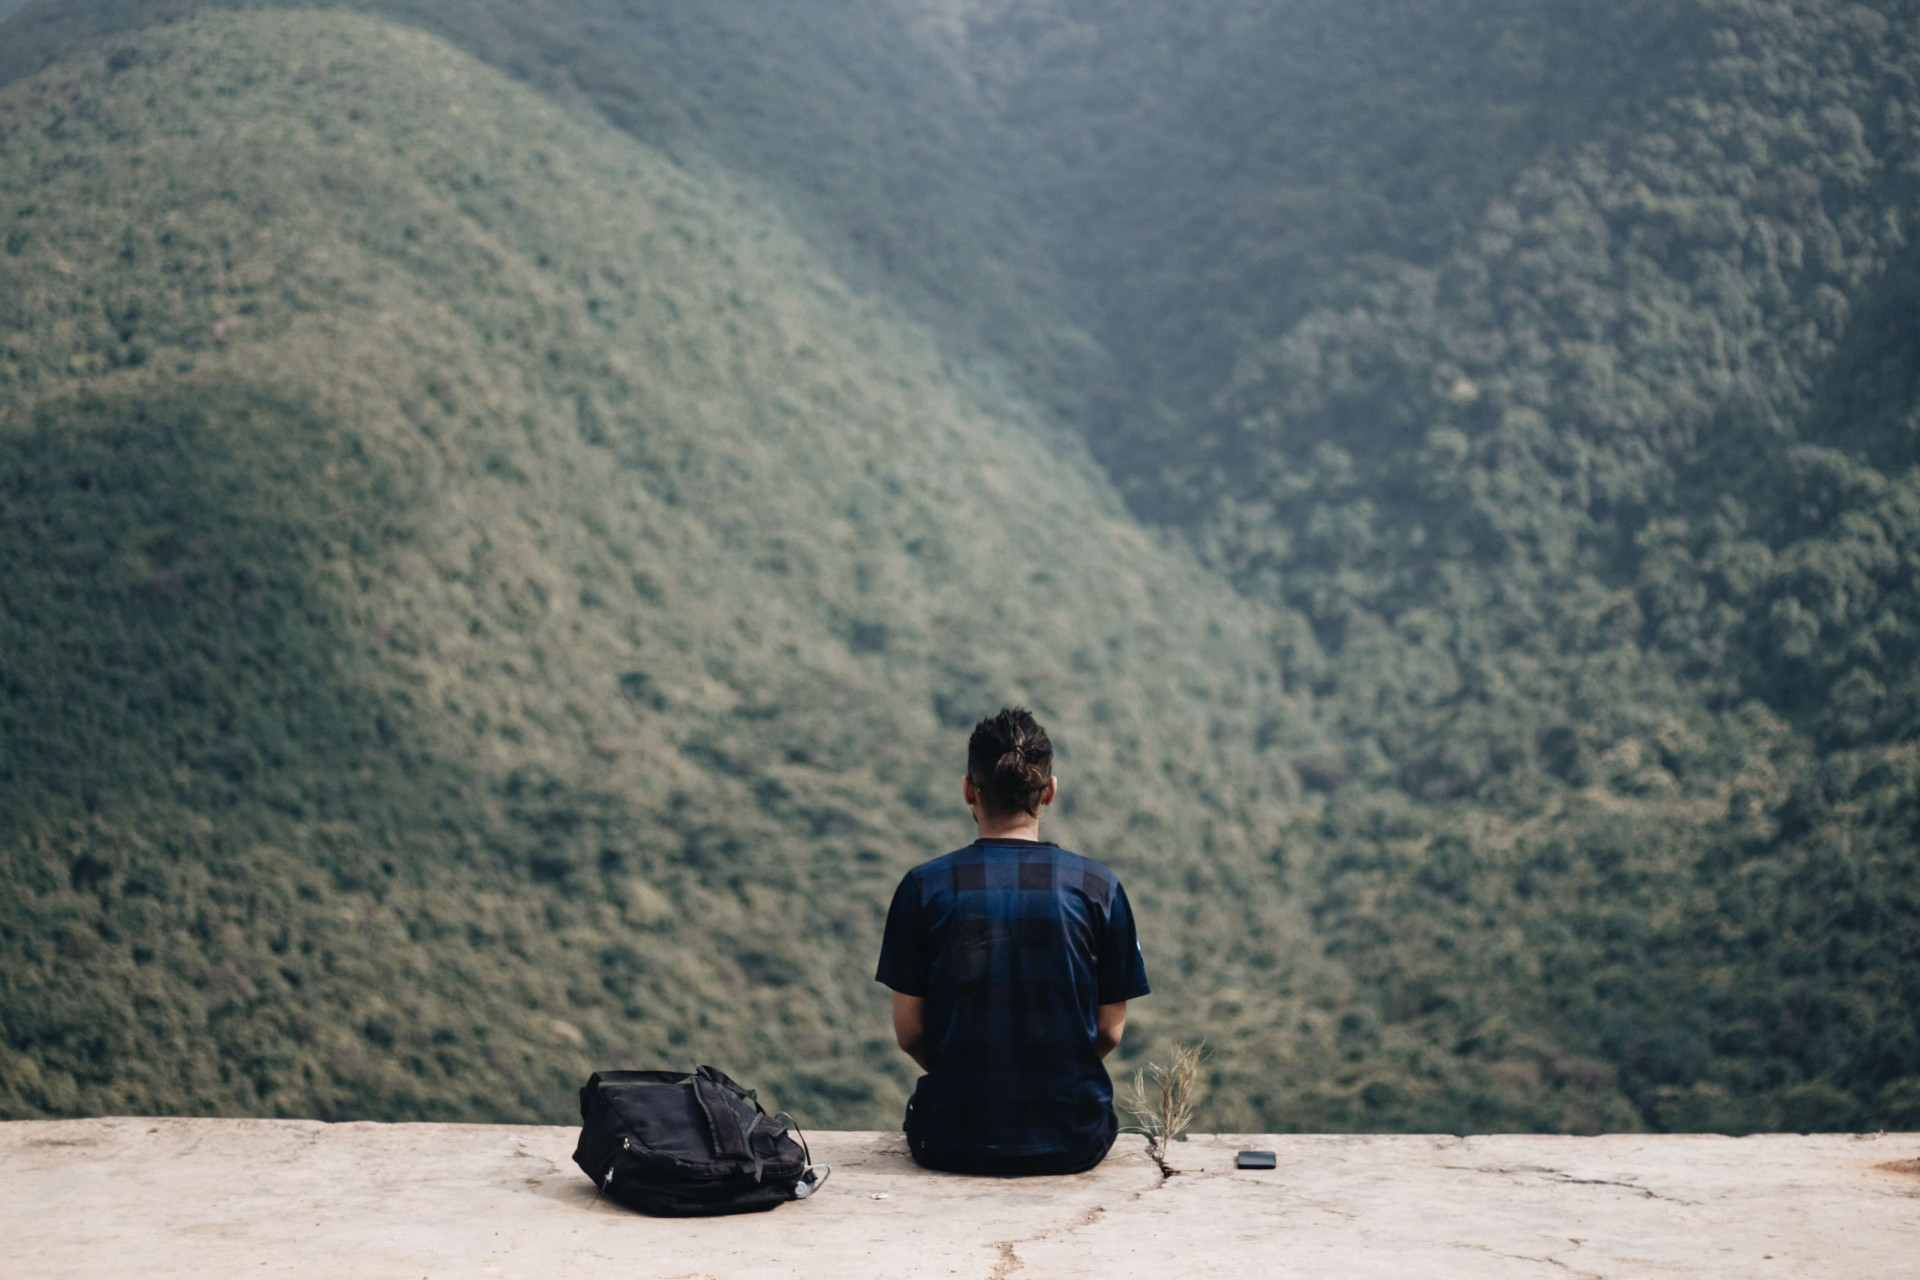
[602,1137,633,1189]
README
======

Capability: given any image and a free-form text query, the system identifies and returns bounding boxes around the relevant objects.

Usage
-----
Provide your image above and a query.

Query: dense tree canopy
[2,0,1915,1132]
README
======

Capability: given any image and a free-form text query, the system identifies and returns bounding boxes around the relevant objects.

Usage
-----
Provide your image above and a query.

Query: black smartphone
[1235,1150,1276,1170]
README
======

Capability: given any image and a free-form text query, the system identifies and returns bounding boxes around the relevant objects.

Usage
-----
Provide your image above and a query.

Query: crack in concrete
[1449,1239,1607,1279]
[657,1146,1749,1280]
[983,1154,1164,1279]
[1548,1174,1690,1203]
[1541,1234,1607,1280]
[1287,1192,1358,1222]
[1440,1164,1696,1205]
[1159,1160,1362,1222]
[985,1201,1116,1278]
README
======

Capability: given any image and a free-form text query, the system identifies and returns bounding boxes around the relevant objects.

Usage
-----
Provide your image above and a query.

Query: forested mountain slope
[1,9,1508,1130]
[0,0,1093,414]
[946,0,1920,1131]
[1,0,1915,1134]
[942,0,1701,461]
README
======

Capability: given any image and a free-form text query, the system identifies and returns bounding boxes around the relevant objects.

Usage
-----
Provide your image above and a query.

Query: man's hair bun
[968,708,1054,818]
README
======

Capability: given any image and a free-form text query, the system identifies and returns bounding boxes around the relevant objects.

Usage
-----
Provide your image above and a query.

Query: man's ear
[962,774,978,807]
[1040,776,1059,808]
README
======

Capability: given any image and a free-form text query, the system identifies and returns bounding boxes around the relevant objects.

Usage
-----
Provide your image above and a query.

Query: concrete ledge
[3,1119,1916,1277]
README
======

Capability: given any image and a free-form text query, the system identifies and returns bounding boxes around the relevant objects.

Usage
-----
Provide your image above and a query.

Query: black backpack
[571,1066,828,1216]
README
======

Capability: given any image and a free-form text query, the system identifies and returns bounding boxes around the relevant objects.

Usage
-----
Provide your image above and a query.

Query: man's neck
[974,815,1043,842]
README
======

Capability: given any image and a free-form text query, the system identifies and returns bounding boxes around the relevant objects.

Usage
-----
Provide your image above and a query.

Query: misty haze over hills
[2,0,1916,1135]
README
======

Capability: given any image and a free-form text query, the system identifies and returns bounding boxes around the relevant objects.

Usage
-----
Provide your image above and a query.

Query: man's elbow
[1094,1005,1127,1059]
[891,992,928,1068]
[896,1030,930,1072]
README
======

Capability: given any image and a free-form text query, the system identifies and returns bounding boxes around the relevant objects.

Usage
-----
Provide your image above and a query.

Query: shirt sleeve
[1096,880,1152,1004]
[874,871,930,997]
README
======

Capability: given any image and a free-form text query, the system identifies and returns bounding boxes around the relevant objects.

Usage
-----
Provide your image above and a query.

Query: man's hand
[892,992,931,1072]
[897,993,1125,1068]
[1095,1001,1127,1059]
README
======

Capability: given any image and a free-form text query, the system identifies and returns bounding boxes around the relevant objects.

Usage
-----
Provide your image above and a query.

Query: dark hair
[967,707,1054,817]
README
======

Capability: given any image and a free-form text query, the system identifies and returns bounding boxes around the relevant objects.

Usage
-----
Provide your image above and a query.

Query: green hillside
[0,10,1475,1130]
[1,0,1916,1135]
[0,0,1094,416]
[957,0,1920,1131]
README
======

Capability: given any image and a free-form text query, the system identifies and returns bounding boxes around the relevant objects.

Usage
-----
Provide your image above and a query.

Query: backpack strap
[771,1111,831,1199]
[690,1067,825,1195]
[691,1070,753,1163]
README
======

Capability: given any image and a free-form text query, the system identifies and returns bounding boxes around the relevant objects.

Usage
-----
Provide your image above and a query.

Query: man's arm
[1095,1001,1127,1059]
[892,992,931,1072]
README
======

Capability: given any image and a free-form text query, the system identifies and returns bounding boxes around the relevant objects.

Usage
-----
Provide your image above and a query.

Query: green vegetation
[987,0,1920,1133]
[0,0,1090,416]
[1,0,1915,1134]
[0,11,1385,1129]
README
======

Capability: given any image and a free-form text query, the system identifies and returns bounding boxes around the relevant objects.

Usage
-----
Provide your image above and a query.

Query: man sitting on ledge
[876,708,1151,1176]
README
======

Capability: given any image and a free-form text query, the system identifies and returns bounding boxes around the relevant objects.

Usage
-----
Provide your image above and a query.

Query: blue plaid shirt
[875,837,1151,1157]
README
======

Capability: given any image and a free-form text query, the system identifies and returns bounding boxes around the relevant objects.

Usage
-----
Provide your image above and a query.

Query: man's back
[876,836,1150,1160]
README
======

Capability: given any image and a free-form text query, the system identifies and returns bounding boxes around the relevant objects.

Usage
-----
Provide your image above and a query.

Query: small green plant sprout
[1120,1041,1206,1165]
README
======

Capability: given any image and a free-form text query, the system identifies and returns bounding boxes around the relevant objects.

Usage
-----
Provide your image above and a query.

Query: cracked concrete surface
[2,1122,1916,1278]
[1014,1133,1920,1279]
